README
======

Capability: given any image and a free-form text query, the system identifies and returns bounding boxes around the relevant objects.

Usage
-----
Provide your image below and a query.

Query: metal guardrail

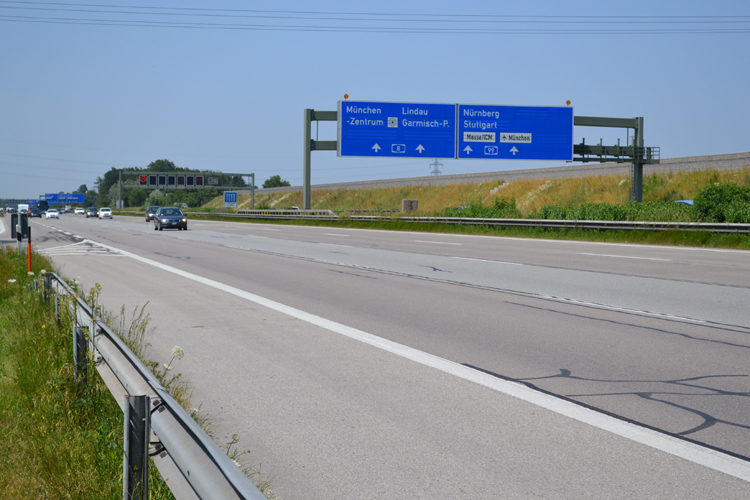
[114,209,750,233]
[43,273,267,500]
[215,212,750,234]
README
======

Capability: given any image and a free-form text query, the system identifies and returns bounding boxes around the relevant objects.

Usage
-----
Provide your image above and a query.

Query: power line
[1,2,748,34]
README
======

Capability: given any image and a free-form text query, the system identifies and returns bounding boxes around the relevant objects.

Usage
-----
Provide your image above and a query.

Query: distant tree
[83,190,98,207]
[263,175,291,188]
[146,159,183,172]
[229,175,247,188]
[74,184,88,194]
[127,189,149,208]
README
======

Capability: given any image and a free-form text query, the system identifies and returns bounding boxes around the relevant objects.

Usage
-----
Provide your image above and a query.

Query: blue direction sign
[338,101,456,158]
[457,104,573,161]
[45,193,84,204]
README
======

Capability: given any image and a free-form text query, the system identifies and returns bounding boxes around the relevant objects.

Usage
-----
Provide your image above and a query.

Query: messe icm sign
[45,193,85,204]
[338,101,457,159]
[457,104,574,161]
[224,191,237,208]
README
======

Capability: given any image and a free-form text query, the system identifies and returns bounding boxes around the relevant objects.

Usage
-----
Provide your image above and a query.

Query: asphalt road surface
[5,213,750,499]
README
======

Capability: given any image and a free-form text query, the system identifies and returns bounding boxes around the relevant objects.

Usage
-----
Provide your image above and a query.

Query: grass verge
[0,247,176,498]
[0,247,276,498]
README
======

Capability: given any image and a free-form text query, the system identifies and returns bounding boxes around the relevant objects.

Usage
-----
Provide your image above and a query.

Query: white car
[45,209,60,219]
[75,208,85,215]
[98,207,113,219]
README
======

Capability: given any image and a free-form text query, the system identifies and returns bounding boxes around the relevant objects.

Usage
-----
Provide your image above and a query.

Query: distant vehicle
[74,208,85,215]
[85,207,98,218]
[180,203,189,209]
[29,208,42,218]
[146,205,160,222]
[18,203,29,215]
[45,209,60,219]
[675,200,694,206]
[153,207,187,231]
[98,207,113,219]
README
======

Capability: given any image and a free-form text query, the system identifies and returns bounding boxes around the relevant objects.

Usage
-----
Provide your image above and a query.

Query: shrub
[694,184,750,223]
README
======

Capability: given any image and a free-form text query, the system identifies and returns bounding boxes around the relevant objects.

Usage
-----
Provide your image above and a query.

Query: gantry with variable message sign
[457,104,574,161]
[338,101,457,158]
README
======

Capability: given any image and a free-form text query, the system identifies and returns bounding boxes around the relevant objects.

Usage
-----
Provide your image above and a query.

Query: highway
[7,214,750,499]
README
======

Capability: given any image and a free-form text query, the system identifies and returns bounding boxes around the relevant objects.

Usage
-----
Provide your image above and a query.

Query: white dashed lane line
[581,253,672,262]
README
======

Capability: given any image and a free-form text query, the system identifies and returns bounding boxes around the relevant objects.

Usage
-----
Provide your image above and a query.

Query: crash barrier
[117,209,750,233]
[225,212,750,234]
[40,273,267,500]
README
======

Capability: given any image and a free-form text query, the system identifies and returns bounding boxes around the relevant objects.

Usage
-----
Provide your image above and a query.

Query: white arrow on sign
[372,144,381,153]
[416,145,425,153]
[463,146,473,154]
[510,147,519,155]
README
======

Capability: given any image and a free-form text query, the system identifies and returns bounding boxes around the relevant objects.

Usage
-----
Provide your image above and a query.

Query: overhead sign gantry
[304,101,659,209]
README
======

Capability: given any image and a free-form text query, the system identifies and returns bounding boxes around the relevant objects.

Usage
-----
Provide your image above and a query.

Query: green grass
[0,248,175,498]
[0,247,276,498]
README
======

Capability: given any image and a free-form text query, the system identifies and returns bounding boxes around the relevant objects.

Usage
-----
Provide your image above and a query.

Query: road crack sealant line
[80,239,750,482]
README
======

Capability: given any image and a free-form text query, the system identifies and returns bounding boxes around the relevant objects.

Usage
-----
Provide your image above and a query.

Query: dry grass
[223,168,750,217]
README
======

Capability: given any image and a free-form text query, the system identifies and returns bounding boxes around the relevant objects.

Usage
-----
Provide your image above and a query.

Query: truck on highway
[18,203,29,215]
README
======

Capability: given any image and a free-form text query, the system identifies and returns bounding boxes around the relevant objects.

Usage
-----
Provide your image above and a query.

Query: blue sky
[1,0,749,199]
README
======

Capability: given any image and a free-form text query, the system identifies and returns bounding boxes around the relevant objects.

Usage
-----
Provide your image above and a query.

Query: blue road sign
[338,101,456,158]
[224,191,237,208]
[45,193,84,204]
[457,104,573,161]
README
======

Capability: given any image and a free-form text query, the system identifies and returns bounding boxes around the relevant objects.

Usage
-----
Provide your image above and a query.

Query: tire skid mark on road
[80,238,750,482]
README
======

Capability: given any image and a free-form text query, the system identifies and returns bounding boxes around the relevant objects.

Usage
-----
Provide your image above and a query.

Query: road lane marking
[323,233,350,237]
[452,257,523,266]
[415,240,461,245]
[581,253,671,262]
[84,238,750,482]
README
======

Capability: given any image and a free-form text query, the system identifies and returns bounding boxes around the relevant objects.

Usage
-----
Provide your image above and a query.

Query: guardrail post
[73,326,89,383]
[123,395,150,500]
[43,272,51,303]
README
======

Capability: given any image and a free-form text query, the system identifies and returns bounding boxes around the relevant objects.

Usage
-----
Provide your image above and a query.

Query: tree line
[71,159,292,209]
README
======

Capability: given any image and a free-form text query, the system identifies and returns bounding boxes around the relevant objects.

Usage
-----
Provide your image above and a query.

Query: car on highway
[45,209,60,219]
[153,207,187,231]
[74,207,85,215]
[85,207,98,218]
[98,207,113,219]
[146,205,160,222]
[29,208,42,218]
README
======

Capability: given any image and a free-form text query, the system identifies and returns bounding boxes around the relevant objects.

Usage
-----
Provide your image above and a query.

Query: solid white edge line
[87,238,750,482]
[0,218,5,235]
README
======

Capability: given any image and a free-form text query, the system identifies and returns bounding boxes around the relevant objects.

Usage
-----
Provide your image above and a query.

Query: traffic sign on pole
[457,104,573,161]
[338,101,457,159]
[224,191,237,208]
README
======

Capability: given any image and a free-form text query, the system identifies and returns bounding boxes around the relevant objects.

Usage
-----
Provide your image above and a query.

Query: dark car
[146,205,161,222]
[85,207,98,218]
[153,207,187,231]
[29,208,42,218]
